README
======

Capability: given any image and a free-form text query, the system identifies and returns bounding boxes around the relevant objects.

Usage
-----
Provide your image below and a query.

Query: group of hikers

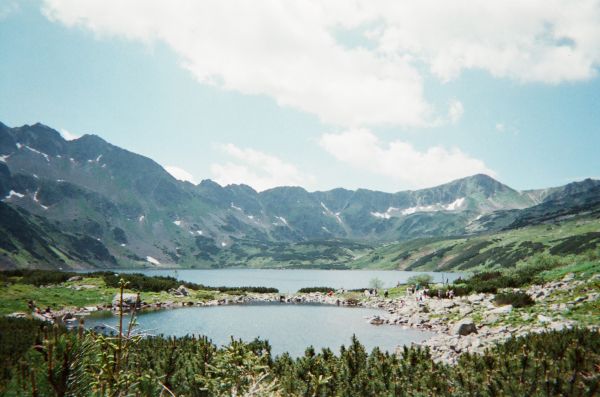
[325,282,455,302]
[406,284,455,301]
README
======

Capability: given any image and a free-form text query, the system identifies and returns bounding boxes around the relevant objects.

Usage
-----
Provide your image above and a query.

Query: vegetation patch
[494,291,535,308]
[297,287,334,293]
[1,321,598,396]
[549,232,600,255]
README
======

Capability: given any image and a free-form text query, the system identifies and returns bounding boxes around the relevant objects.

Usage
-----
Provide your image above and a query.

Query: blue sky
[1,0,599,192]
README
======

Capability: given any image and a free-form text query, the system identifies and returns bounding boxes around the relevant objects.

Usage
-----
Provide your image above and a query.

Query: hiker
[384,289,389,298]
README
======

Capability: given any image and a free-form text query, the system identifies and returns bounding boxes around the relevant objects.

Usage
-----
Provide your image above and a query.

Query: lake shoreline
[19,272,597,365]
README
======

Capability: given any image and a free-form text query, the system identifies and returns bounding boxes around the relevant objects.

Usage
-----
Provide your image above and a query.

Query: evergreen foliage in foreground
[1,319,598,396]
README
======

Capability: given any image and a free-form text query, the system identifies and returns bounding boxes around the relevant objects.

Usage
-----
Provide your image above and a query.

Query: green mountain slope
[352,215,600,272]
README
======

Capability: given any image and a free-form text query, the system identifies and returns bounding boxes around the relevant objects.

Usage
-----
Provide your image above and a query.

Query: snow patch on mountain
[146,256,160,265]
[371,198,466,219]
[402,198,465,215]
[138,215,145,222]
[402,197,466,215]
[4,190,25,200]
[230,203,243,211]
[173,220,182,226]
[446,197,465,210]
[275,216,289,226]
[371,207,399,219]
[23,145,50,162]
[33,190,48,210]
[0,154,10,163]
[321,202,344,224]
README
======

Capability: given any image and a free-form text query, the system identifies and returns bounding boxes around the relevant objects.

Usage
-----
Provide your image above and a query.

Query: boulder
[537,314,552,323]
[488,305,512,315]
[369,316,386,325]
[67,276,83,282]
[176,285,189,296]
[441,300,457,309]
[459,306,473,316]
[467,294,485,303]
[484,314,499,324]
[408,314,426,326]
[452,318,478,336]
[112,293,139,306]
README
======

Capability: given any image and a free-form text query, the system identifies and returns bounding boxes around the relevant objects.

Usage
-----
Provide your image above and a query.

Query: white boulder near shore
[112,293,139,306]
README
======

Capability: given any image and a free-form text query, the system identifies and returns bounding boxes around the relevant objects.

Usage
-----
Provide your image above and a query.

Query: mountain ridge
[1,121,598,270]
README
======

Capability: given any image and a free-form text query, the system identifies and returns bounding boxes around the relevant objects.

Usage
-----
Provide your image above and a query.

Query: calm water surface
[85,304,432,357]
[95,269,464,293]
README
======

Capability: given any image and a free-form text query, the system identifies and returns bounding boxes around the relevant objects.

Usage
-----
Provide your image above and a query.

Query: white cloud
[42,1,600,128]
[448,100,464,124]
[59,128,80,141]
[210,144,314,191]
[165,165,196,183]
[318,129,495,189]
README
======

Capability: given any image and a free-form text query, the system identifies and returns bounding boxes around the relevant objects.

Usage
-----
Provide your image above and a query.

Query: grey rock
[112,293,139,306]
[459,306,473,316]
[408,314,426,326]
[488,305,512,314]
[537,314,552,323]
[452,318,478,336]
[369,316,386,325]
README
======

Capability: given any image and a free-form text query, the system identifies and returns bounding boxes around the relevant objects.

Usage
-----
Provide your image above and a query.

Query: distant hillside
[1,121,599,269]
[351,216,600,272]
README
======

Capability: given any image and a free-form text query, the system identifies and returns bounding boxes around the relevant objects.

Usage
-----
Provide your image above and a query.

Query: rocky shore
[362,274,599,363]
[10,273,598,365]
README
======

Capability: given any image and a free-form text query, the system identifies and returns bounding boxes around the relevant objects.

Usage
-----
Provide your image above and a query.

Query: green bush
[2,326,599,396]
[453,253,571,293]
[0,269,77,286]
[297,287,334,293]
[494,291,535,308]
[0,317,48,392]
[100,272,279,293]
[406,274,433,287]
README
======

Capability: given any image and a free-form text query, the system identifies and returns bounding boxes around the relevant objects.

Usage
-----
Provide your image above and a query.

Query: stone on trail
[452,318,478,336]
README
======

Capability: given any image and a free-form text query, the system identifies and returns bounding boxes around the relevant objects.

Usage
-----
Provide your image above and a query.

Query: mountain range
[1,122,599,270]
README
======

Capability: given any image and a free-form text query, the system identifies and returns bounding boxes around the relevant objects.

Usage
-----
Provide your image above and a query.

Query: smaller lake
[94,269,464,293]
[85,304,432,357]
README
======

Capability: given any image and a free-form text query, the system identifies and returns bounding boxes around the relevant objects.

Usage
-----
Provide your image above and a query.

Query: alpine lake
[84,269,465,356]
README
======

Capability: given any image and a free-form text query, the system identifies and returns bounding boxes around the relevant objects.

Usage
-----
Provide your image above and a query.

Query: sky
[1,0,599,193]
